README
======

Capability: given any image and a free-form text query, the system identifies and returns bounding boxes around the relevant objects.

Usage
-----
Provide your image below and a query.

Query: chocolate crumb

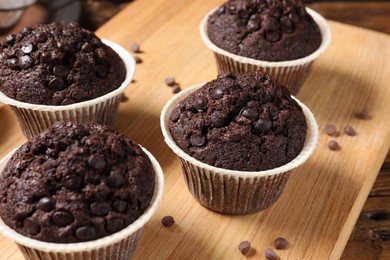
[356,108,370,120]
[172,84,181,94]
[165,76,176,87]
[130,42,141,53]
[120,93,129,102]
[133,56,142,64]
[325,124,337,136]
[328,140,341,151]
[162,215,175,227]
[265,248,279,260]
[344,125,356,136]
[274,237,289,250]
[238,240,251,255]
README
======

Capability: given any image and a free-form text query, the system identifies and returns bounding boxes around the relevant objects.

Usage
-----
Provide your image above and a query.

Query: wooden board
[1,0,390,259]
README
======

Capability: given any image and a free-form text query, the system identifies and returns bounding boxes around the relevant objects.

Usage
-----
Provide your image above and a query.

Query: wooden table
[0,1,389,259]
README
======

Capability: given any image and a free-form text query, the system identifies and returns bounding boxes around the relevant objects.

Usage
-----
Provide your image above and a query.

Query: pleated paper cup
[0,146,164,260]
[0,39,135,140]
[200,8,331,95]
[161,84,318,215]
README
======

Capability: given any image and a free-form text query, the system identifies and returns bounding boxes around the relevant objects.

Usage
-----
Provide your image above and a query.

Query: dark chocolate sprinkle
[53,211,74,226]
[194,96,208,111]
[88,154,106,170]
[19,56,34,69]
[48,77,66,91]
[75,226,97,241]
[344,125,356,136]
[190,133,206,147]
[238,240,251,255]
[106,218,125,233]
[274,237,289,250]
[162,215,175,227]
[90,201,110,216]
[165,76,176,87]
[130,42,140,53]
[21,43,33,54]
[23,218,40,235]
[328,140,341,151]
[36,197,56,212]
[325,124,337,136]
[63,175,82,190]
[172,84,181,94]
[113,200,127,213]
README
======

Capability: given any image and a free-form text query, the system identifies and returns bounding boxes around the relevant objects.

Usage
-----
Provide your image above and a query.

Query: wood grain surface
[0,0,390,259]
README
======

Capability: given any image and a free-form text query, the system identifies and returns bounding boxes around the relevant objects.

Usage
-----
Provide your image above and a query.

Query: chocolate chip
[95,48,106,60]
[113,200,127,212]
[269,6,281,18]
[216,6,225,15]
[274,237,289,249]
[164,76,176,87]
[190,133,206,147]
[194,96,208,111]
[241,107,258,120]
[21,43,33,54]
[211,86,224,100]
[247,15,260,31]
[120,93,129,102]
[162,215,175,227]
[344,125,356,136]
[170,108,181,122]
[288,11,300,23]
[23,217,40,235]
[108,171,125,188]
[52,211,73,226]
[106,218,125,233]
[53,65,69,77]
[75,226,97,241]
[48,77,66,91]
[21,27,31,35]
[133,55,142,64]
[265,248,279,260]
[63,175,82,190]
[356,108,370,120]
[40,52,52,63]
[111,140,125,157]
[37,197,56,212]
[90,201,110,216]
[0,53,6,62]
[238,240,251,255]
[325,124,337,136]
[19,56,34,69]
[281,16,294,33]
[172,84,181,94]
[88,154,106,170]
[263,16,278,32]
[328,140,341,151]
[253,119,272,133]
[35,32,48,43]
[7,58,19,70]
[217,72,235,80]
[5,34,15,44]
[97,64,108,78]
[265,31,280,42]
[81,42,93,52]
[211,110,225,127]
[130,42,140,53]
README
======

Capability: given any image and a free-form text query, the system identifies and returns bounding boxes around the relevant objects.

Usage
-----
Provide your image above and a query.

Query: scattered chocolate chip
[23,217,40,235]
[90,201,110,216]
[241,107,258,120]
[120,93,129,102]
[288,11,300,23]
[264,248,279,260]
[211,86,224,100]
[274,237,289,249]
[35,32,48,43]
[88,154,106,170]
[281,16,294,33]
[108,171,125,188]
[7,58,19,70]
[356,108,370,120]
[133,55,142,64]
[170,108,181,122]
[113,200,127,212]
[217,72,236,80]
[194,96,208,111]
[253,119,272,133]
[36,197,56,212]
[190,133,206,147]
[130,42,141,53]
[211,110,225,127]
[52,211,74,226]
[5,34,15,44]
[75,226,97,241]
[48,77,67,91]
[325,124,337,136]
[63,175,82,190]
[53,65,69,77]
[238,240,251,255]
[162,215,175,227]
[172,84,181,94]
[21,43,33,54]
[21,27,31,35]
[164,76,176,87]
[111,140,125,157]
[19,55,34,69]
[40,52,52,63]
[328,140,341,151]
[344,125,356,136]
[106,218,125,233]
[216,6,225,15]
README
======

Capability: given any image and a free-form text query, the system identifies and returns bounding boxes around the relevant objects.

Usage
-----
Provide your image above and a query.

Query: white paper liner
[0,146,164,258]
[0,39,136,140]
[200,8,332,95]
[161,84,319,214]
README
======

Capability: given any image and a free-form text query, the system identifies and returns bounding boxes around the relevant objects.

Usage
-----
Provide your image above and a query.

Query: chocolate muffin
[169,71,307,171]
[0,122,155,243]
[207,0,322,61]
[0,22,126,105]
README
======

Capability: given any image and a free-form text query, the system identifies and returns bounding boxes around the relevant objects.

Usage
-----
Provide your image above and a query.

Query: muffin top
[169,71,307,171]
[0,122,155,243]
[0,22,126,105]
[207,0,322,61]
